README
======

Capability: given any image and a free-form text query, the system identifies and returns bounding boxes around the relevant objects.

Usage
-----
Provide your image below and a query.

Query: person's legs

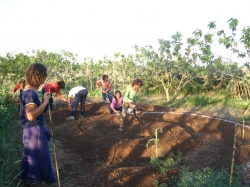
[102,92,106,102]
[129,103,138,120]
[129,103,136,111]
[119,111,124,131]
[111,106,122,114]
[69,94,81,117]
[107,90,112,103]
[120,103,129,131]
[122,103,128,118]
[109,106,114,114]
[116,106,122,113]
[79,89,88,117]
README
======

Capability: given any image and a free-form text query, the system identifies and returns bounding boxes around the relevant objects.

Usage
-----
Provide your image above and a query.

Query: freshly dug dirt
[43,100,250,187]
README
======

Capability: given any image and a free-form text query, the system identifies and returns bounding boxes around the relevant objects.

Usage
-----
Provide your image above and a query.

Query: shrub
[0,88,23,186]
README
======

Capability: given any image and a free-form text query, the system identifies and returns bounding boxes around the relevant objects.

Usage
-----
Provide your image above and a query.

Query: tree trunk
[159,80,169,101]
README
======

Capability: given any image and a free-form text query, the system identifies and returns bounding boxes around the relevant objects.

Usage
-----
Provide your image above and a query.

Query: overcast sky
[0,0,249,61]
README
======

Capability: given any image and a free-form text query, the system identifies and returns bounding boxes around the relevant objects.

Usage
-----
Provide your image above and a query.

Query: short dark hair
[102,75,108,80]
[58,81,65,89]
[131,78,143,87]
[26,63,47,87]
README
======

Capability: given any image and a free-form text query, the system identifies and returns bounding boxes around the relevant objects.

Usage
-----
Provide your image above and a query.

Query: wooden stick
[242,118,245,139]
[229,122,237,185]
[48,105,61,187]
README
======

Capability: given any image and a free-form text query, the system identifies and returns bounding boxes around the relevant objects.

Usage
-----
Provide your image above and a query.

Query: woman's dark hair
[131,78,143,87]
[102,75,108,80]
[57,81,66,89]
[26,63,47,87]
[114,90,121,102]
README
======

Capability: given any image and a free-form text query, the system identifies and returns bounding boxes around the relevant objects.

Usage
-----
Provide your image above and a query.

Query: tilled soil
[43,101,250,187]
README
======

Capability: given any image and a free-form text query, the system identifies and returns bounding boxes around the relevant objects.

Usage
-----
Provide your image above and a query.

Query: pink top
[110,97,123,109]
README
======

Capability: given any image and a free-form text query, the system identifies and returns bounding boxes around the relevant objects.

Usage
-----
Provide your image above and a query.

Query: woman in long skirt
[20,63,56,184]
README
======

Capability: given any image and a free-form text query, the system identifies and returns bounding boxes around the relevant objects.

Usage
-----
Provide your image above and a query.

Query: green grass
[87,89,102,98]
[0,89,23,187]
[176,166,246,187]
[138,90,250,121]
[139,89,250,109]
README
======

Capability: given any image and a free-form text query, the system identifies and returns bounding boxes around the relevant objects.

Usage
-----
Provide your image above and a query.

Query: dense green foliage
[176,166,246,187]
[1,18,250,103]
[0,89,23,186]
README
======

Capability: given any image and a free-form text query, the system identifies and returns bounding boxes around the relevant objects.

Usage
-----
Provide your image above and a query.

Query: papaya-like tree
[185,19,245,94]
[240,26,250,72]
[134,32,198,101]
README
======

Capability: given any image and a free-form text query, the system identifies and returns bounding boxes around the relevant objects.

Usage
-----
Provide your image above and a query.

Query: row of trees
[1,18,250,101]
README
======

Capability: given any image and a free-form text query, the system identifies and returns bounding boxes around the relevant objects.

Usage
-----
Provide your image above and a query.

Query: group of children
[107,78,143,131]
[15,80,88,121]
[94,74,144,131]
[15,62,143,185]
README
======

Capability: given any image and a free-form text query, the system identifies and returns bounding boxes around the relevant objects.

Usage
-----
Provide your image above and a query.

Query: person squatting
[109,78,143,131]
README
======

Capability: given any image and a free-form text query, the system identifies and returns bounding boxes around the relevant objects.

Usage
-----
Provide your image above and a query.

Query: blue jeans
[102,90,112,102]
[109,106,122,114]
[70,89,88,117]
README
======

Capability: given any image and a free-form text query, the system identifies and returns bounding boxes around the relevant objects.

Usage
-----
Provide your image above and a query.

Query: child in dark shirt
[20,63,56,184]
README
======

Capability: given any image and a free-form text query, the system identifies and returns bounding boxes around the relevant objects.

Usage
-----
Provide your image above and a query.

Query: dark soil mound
[44,102,250,187]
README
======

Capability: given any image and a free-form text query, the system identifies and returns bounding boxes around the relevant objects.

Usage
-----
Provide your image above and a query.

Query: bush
[0,88,23,186]
[176,166,246,187]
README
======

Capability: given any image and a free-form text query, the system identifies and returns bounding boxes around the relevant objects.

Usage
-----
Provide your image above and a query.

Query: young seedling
[146,127,163,158]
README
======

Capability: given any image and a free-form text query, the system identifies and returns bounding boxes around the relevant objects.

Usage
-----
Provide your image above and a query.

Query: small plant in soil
[146,127,163,158]
[146,128,183,186]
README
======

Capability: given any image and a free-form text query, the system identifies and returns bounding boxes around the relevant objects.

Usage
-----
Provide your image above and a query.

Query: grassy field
[137,91,250,123]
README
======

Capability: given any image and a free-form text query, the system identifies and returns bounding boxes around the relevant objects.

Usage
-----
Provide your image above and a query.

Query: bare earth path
[43,101,250,187]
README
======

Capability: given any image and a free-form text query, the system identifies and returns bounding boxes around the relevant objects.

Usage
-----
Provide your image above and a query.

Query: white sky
[0,0,249,62]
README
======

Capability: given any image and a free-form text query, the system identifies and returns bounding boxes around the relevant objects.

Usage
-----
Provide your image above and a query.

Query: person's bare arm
[68,97,71,105]
[25,92,51,121]
[95,80,101,89]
